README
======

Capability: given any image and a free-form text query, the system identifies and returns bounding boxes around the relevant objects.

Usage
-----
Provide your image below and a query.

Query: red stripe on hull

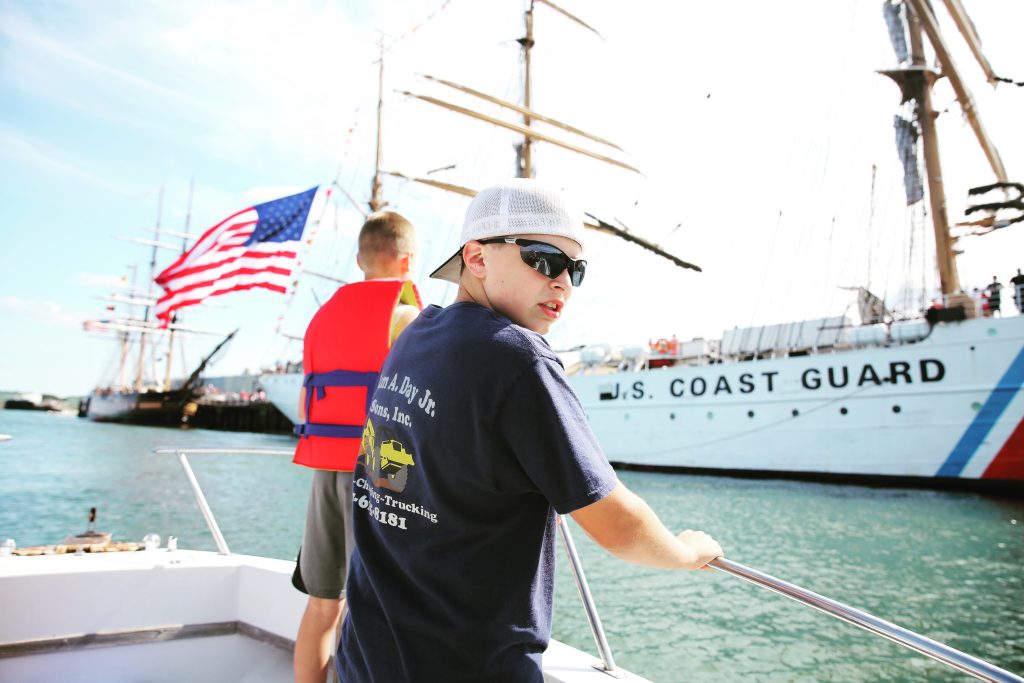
[982,417,1024,480]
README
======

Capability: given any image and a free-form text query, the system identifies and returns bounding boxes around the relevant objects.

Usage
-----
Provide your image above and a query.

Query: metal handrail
[152,447,294,556]
[711,557,1023,683]
[557,515,623,677]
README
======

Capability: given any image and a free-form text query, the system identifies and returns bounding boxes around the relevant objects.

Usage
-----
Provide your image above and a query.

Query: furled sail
[893,114,924,205]
[883,1,910,63]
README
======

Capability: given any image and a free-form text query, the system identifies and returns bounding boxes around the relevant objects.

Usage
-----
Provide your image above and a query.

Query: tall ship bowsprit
[261,0,1023,492]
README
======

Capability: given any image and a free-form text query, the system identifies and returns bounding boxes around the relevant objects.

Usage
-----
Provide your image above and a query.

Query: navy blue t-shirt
[337,302,618,682]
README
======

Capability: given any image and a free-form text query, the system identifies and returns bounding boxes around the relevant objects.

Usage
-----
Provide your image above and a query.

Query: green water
[1,410,1021,682]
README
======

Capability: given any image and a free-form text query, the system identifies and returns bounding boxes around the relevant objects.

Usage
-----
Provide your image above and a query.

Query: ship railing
[709,557,1022,683]
[155,448,1023,682]
[153,447,260,555]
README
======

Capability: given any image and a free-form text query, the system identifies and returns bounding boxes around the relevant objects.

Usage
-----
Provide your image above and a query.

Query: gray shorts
[293,469,354,599]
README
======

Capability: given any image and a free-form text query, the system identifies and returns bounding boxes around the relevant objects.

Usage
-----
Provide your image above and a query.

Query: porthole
[747,410,755,418]
[791,409,800,417]
[892,405,901,413]
[669,413,676,420]
[706,411,714,420]
[840,407,848,415]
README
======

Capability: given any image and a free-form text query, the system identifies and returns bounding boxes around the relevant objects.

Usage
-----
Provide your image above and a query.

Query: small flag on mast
[154,186,318,326]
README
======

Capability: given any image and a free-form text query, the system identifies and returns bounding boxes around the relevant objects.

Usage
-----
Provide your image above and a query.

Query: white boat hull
[261,317,1024,487]
[260,372,302,426]
[574,316,1024,485]
[0,550,300,683]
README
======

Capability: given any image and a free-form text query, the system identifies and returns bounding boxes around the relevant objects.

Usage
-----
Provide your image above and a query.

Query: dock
[186,399,293,434]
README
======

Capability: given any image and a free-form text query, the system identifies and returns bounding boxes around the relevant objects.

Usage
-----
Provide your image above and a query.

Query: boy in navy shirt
[339,179,723,682]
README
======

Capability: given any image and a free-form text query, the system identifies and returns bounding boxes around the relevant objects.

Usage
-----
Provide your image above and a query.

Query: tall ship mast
[880,0,1008,301]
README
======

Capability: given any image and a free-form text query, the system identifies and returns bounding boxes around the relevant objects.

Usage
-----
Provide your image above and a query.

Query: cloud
[0,296,84,327]
[0,125,132,193]
[0,5,211,112]
[0,2,383,174]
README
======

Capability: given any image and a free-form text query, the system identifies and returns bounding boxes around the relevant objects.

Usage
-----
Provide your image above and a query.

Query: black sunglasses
[478,237,587,287]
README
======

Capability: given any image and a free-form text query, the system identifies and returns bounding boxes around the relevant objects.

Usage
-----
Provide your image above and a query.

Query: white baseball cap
[430,178,586,283]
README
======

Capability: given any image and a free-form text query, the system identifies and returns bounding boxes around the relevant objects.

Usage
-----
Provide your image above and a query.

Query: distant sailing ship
[262,0,1023,491]
[81,187,236,426]
[81,331,234,426]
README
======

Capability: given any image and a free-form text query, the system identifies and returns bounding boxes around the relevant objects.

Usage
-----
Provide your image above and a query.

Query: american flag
[154,186,318,326]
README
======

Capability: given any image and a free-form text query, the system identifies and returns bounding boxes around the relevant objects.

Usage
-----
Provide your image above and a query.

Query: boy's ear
[462,241,487,278]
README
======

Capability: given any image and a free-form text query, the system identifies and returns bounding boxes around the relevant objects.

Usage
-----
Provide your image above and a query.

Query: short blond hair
[358,211,417,264]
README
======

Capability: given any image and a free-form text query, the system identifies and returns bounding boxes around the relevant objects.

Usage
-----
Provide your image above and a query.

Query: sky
[1,0,1022,397]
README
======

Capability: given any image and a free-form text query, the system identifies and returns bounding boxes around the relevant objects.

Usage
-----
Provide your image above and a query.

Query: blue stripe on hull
[937,343,1024,477]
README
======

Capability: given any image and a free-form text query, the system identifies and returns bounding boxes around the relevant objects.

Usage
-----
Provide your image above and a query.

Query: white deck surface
[2,633,293,683]
[0,549,650,682]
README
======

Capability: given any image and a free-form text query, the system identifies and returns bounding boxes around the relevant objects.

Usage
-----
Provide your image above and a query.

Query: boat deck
[0,549,650,682]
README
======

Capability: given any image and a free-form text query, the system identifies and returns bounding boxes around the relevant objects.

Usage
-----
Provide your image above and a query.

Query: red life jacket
[292,279,421,471]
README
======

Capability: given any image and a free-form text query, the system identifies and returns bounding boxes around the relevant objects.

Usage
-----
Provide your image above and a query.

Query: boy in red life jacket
[292,211,421,683]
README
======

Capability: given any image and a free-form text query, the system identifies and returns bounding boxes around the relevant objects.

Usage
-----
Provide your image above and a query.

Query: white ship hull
[575,316,1024,487]
[262,316,1024,488]
[260,372,302,426]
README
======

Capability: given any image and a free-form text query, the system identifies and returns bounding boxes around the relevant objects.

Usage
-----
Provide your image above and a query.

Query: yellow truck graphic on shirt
[379,440,414,475]
[358,419,415,493]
